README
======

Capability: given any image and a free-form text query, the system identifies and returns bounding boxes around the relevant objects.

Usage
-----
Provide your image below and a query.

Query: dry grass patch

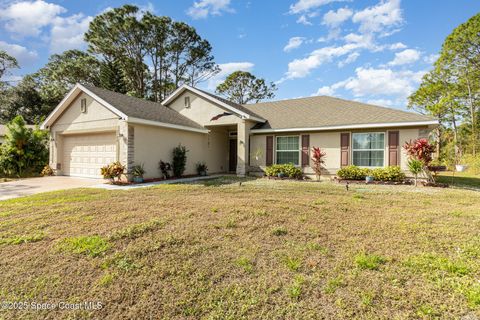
[0,177,479,319]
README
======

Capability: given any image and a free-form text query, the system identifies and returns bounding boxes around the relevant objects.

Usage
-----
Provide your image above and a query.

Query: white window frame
[351,132,386,168]
[275,135,301,166]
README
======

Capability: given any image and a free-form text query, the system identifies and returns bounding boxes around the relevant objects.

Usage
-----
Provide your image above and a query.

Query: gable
[167,91,245,126]
[50,92,120,132]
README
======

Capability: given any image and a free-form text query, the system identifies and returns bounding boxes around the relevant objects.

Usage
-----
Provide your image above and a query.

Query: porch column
[236,120,250,176]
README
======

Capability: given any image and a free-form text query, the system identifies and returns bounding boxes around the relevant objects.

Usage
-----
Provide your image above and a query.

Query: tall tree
[85,5,218,101]
[86,5,151,98]
[0,76,47,123]
[438,13,480,156]
[99,60,128,94]
[34,50,101,106]
[0,50,18,82]
[215,71,277,104]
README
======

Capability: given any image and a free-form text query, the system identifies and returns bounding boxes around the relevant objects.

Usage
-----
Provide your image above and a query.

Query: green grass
[57,235,110,257]
[436,171,480,189]
[0,177,479,319]
[355,252,387,270]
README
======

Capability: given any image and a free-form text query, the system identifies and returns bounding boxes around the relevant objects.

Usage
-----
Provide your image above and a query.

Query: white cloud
[352,0,403,35]
[186,0,234,19]
[0,0,66,37]
[50,13,93,53]
[0,40,38,65]
[289,0,342,14]
[296,11,319,26]
[366,98,396,107]
[284,37,306,52]
[329,67,425,99]
[338,52,359,67]
[388,48,421,66]
[283,43,362,80]
[315,86,335,96]
[389,42,407,50]
[206,62,254,90]
[322,7,353,27]
[424,53,439,64]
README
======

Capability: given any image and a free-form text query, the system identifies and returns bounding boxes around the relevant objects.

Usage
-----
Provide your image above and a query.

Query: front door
[229,139,237,172]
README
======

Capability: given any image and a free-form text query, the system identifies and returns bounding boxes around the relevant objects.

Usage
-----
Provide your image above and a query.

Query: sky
[0,0,479,110]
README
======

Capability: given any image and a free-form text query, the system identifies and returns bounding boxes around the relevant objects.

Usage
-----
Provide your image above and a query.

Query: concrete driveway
[0,176,102,201]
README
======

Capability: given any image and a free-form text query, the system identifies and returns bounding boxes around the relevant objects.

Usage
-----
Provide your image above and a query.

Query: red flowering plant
[311,147,327,181]
[403,138,435,182]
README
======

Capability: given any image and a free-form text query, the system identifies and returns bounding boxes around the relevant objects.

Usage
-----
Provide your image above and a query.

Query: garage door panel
[62,133,117,178]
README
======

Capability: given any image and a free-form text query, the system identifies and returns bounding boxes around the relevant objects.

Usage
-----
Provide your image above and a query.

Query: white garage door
[62,132,117,178]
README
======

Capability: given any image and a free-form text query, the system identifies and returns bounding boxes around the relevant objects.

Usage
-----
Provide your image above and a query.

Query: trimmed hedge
[265,164,303,179]
[337,165,405,182]
[337,165,370,180]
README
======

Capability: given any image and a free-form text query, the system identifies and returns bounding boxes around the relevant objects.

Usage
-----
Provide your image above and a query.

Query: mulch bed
[107,174,205,186]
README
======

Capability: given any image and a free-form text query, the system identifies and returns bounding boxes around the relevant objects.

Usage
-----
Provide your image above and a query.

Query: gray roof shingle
[83,85,205,130]
[243,96,435,130]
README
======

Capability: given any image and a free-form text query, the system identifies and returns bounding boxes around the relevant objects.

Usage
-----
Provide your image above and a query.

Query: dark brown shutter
[266,136,273,166]
[388,131,399,166]
[301,135,310,167]
[340,133,350,167]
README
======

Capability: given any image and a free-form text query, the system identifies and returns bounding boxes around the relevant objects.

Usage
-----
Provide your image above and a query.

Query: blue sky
[0,0,479,110]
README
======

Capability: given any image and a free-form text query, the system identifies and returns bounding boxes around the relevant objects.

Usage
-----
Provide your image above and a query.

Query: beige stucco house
[41,83,438,179]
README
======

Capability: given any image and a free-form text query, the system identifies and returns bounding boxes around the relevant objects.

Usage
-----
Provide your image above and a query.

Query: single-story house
[41,83,438,179]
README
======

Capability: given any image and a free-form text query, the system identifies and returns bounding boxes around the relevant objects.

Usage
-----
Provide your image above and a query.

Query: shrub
[403,138,435,166]
[130,164,145,177]
[311,147,327,180]
[172,144,188,178]
[0,116,48,177]
[265,163,302,179]
[371,166,406,181]
[101,161,125,182]
[41,165,54,176]
[337,165,371,180]
[196,162,208,175]
[461,154,480,174]
[159,160,172,179]
[408,159,424,187]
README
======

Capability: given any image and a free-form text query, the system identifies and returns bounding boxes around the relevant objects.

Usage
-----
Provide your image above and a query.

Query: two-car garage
[62,132,117,178]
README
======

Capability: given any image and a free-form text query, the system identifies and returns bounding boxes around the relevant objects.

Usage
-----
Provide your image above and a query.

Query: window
[276,136,300,165]
[80,98,87,113]
[352,133,385,167]
[184,96,191,108]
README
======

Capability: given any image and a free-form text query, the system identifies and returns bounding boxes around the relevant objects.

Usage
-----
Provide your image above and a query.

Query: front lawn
[436,171,480,190]
[0,178,479,319]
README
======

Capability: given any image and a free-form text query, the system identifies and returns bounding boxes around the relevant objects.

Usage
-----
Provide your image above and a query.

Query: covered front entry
[229,138,237,172]
[62,132,117,178]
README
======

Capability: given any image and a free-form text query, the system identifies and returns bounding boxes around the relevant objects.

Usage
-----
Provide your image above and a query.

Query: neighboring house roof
[42,84,207,133]
[162,84,266,122]
[244,96,437,132]
[82,85,206,131]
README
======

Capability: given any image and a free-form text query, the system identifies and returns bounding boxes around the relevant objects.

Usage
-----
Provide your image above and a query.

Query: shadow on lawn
[190,176,258,187]
[436,173,480,190]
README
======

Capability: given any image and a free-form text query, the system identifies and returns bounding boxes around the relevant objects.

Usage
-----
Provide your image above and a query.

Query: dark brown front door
[229,139,237,172]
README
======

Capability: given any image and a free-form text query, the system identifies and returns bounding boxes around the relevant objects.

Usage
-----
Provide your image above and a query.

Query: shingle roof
[83,85,205,130]
[193,88,265,121]
[243,96,435,130]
